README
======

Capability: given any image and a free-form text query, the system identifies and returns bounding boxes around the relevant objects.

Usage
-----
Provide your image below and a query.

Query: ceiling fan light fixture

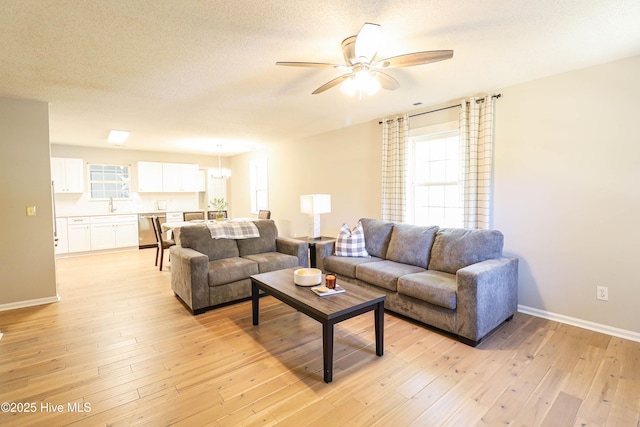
[362,72,381,96]
[340,76,357,96]
[340,70,381,97]
[276,23,453,95]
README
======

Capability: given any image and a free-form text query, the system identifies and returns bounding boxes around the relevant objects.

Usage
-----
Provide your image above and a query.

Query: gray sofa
[170,220,308,314]
[316,218,518,346]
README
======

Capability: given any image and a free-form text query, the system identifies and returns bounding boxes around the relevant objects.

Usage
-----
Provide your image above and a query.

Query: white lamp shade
[300,194,331,214]
[300,194,331,239]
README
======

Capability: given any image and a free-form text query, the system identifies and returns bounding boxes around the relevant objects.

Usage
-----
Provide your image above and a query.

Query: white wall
[0,98,58,307]
[230,120,382,237]
[493,55,640,334]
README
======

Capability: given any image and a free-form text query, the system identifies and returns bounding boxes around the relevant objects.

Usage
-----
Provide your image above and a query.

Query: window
[89,164,130,199]
[249,158,268,214]
[409,123,461,227]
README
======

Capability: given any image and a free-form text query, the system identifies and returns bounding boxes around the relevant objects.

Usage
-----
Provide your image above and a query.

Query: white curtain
[459,95,496,229]
[381,114,409,222]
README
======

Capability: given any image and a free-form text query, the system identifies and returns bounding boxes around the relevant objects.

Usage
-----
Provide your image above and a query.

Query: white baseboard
[0,295,60,313]
[518,305,640,343]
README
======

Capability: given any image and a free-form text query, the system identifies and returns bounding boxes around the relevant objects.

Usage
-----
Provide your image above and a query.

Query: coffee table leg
[323,322,334,383]
[252,281,259,325]
[375,301,384,356]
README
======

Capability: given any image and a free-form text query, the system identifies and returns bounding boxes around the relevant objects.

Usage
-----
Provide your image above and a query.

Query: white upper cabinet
[161,163,183,192]
[163,163,199,192]
[51,157,84,193]
[197,169,207,192]
[138,161,199,193]
[137,161,164,192]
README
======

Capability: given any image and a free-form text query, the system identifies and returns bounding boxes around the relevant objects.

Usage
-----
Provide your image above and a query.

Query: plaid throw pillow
[335,221,370,257]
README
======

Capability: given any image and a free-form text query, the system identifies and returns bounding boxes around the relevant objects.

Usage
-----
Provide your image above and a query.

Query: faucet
[108,197,115,212]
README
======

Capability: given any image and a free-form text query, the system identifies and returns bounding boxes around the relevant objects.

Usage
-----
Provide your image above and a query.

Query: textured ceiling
[1,0,639,156]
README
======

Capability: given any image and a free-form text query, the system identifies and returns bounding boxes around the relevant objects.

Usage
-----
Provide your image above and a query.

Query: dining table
[161,218,258,245]
[161,220,203,245]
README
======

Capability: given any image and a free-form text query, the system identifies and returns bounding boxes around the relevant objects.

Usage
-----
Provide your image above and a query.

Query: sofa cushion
[237,220,277,257]
[243,252,299,273]
[324,255,382,279]
[356,260,425,292]
[398,271,457,310]
[179,224,239,261]
[428,228,504,274]
[335,222,369,257]
[359,218,394,259]
[386,223,439,269]
[208,257,259,287]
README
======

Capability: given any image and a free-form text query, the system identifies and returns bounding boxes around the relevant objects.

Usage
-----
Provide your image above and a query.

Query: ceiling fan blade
[354,22,381,63]
[276,61,343,69]
[312,73,352,94]
[375,50,454,68]
[372,71,400,91]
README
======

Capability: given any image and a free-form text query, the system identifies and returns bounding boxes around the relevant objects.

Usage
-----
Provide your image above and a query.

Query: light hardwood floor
[0,250,638,426]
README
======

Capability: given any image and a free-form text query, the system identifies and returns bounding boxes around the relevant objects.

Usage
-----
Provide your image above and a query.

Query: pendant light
[212,144,231,179]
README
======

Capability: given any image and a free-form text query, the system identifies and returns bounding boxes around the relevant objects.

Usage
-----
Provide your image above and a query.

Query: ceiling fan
[276,23,453,96]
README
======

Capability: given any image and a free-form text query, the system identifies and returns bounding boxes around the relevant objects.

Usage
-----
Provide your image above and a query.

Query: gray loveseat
[316,218,518,346]
[170,220,308,314]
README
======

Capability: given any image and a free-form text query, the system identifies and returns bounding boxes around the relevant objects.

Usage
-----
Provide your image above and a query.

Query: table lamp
[300,194,331,239]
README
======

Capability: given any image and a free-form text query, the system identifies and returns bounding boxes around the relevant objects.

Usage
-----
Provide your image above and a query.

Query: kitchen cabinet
[51,157,84,193]
[55,217,68,254]
[162,163,199,192]
[137,161,164,192]
[90,215,138,250]
[197,169,207,192]
[138,161,199,192]
[115,221,138,247]
[67,217,91,252]
[165,212,184,223]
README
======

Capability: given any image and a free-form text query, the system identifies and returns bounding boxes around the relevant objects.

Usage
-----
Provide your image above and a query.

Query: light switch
[26,206,36,216]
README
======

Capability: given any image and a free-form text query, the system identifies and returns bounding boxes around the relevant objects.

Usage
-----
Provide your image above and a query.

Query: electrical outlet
[597,286,608,301]
[26,206,36,216]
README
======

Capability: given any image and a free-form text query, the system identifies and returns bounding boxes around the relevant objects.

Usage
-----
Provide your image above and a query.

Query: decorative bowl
[293,268,322,286]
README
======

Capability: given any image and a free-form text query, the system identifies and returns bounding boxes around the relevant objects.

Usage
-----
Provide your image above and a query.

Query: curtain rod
[378,93,502,124]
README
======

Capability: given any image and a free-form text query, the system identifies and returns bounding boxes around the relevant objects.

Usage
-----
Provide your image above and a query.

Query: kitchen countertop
[57,209,207,218]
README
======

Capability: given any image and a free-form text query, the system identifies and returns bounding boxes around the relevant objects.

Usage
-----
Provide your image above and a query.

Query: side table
[293,236,335,268]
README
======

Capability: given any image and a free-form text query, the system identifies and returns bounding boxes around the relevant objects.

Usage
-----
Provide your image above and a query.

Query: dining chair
[258,210,271,219]
[151,215,175,271]
[184,212,205,221]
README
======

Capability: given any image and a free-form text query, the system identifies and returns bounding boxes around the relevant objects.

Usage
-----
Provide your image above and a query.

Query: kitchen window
[89,164,130,199]
[408,123,462,227]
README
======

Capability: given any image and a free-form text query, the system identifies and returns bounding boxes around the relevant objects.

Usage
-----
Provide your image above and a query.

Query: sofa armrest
[455,257,518,344]
[276,237,309,267]
[314,240,335,271]
[170,246,210,313]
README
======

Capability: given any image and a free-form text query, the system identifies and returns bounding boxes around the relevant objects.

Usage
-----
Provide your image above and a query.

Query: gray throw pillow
[386,223,439,268]
[428,228,503,274]
[359,218,394,258]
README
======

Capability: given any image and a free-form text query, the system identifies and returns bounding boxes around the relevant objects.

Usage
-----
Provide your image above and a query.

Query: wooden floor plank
[0,250,638,426]
[540,391,583,427]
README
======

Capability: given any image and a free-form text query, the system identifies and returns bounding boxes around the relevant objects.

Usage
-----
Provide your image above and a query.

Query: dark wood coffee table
[251,267,386,383]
